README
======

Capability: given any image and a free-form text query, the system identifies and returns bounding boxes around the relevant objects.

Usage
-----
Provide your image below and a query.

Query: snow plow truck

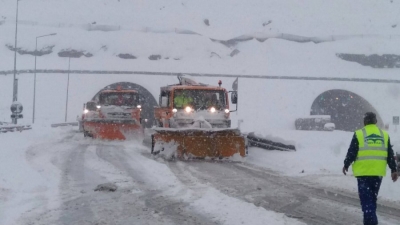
[151,76,246,159]
[82,86,143,140]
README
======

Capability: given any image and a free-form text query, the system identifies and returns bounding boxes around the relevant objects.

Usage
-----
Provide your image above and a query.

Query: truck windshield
[99,92,139,107]
[173,89,226,110]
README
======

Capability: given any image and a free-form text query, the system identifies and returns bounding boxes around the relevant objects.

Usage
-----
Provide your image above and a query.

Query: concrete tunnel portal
[92,82,158,128]
[310,89,382,131]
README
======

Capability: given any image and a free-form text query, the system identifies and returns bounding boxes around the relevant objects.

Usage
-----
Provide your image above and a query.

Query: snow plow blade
[151,129,246,159]
[83,120,142,140]
[247,132,296,151]
[396,152,400,175]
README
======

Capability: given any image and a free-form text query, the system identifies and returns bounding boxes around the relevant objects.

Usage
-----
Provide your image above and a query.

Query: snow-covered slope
[1,0,400,38]
[1,0,400,75]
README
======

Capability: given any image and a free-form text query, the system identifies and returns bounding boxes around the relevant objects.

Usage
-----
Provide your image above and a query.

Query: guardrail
[50,122,79,128]
[0,125,32,133]
[2,69,400,84]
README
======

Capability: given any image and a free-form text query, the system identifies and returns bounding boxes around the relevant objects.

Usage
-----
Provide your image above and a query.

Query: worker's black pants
[357,176,382,225]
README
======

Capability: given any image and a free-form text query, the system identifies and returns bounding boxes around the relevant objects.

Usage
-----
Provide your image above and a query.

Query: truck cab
[154,83,232,128]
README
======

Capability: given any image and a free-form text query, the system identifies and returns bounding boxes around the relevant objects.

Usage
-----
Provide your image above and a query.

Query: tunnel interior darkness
[92,82,158,128]
[310,89,382,131]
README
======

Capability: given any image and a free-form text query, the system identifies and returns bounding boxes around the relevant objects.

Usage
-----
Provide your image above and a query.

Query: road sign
[10,102,23,114]
[11,114,23,119]
[393,116,399,125]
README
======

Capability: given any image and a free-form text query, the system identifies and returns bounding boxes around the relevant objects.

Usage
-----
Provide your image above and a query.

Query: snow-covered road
[167,161,400,225]
[6,128,305,225]
[1,127,399,225]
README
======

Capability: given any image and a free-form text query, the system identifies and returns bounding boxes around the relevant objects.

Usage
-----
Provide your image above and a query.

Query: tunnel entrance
[92,82,158,128]
[310,90,382,131]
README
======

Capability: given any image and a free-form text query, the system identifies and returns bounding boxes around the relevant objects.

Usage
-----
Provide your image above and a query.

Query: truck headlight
[224,109,229,113]
[185,106,192,113]
[210,107,216,113]
[84,109,89,114]
[172,108,177,113]
[96,105,101,109]
[137,105,142,109]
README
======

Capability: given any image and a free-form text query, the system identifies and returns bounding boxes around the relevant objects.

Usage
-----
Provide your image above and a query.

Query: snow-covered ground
[1,0,400,224]
[1,126,399,225]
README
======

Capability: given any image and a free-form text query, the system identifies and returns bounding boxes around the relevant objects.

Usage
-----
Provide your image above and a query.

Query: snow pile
[153,139,179,160]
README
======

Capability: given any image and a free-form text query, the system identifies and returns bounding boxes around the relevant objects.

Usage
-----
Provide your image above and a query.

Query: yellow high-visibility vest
[174,95,193,108]
[353,124,389,176]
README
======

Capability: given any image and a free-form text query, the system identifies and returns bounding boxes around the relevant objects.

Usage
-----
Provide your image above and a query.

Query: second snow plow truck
[82,86,143,140]
[151,76,246,159]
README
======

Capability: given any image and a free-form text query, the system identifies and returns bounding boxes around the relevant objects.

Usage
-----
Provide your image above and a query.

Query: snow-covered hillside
[1,0,400,38]
[1,0,400,76]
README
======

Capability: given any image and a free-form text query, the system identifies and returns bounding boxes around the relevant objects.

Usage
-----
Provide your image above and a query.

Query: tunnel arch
[310,89,382,131]
[92,82,158,128]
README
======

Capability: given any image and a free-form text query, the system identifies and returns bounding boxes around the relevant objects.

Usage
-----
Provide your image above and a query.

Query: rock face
[58,49,93,58]
[148,55,162,60]
[117,53,137,59]
[230,49,240,57]
[337,53,400,68]
[94,183,118,192]
[6,44,54,56]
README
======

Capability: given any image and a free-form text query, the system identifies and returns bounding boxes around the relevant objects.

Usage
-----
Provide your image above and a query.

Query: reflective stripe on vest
[352,124,388,177]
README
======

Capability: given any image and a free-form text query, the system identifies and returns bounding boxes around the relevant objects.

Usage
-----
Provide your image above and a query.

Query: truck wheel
[151,135,154,154]
[84,131,91,138]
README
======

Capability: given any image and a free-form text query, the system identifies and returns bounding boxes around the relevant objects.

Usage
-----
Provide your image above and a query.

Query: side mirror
[86,101,97,111]
[161,96,168,107]
[231,91,238,104]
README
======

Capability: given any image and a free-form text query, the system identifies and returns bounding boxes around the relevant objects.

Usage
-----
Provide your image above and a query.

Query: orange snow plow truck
[82,86,143,140]
[152,76,246,159]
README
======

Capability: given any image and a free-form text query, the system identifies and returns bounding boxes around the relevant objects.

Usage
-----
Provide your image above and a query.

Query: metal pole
[33,37,37,124]
[65,57,70,122]
[12,0,19,124]
[32,33,56,124]
[236,77,239,115]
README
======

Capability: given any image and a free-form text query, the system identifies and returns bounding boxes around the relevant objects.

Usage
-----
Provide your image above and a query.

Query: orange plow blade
[152,129,246,159]
[84,121,143,140]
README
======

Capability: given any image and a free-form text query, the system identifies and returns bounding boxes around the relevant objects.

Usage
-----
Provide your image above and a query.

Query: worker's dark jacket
[344,133,398,174]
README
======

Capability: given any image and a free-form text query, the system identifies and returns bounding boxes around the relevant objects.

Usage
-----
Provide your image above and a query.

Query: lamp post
[11,0,20,124]
[32,33,57,124]
[58,52,81,122]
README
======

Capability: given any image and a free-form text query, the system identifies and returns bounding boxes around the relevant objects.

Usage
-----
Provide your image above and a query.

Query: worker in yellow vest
[174,90,193,108]
[343,112,398,225]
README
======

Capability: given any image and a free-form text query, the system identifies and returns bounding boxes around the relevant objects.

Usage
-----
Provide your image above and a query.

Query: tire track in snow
[95,144,219,225]
[164,160,307,225]
[56,142,177,225]
[14,132,80,225]
[234,163,400,224]
[167,161,399,225]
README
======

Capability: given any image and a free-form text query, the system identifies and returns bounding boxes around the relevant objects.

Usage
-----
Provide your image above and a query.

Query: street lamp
[32,32,57,124]
[58,53,81,122]
[11,0,20,124]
